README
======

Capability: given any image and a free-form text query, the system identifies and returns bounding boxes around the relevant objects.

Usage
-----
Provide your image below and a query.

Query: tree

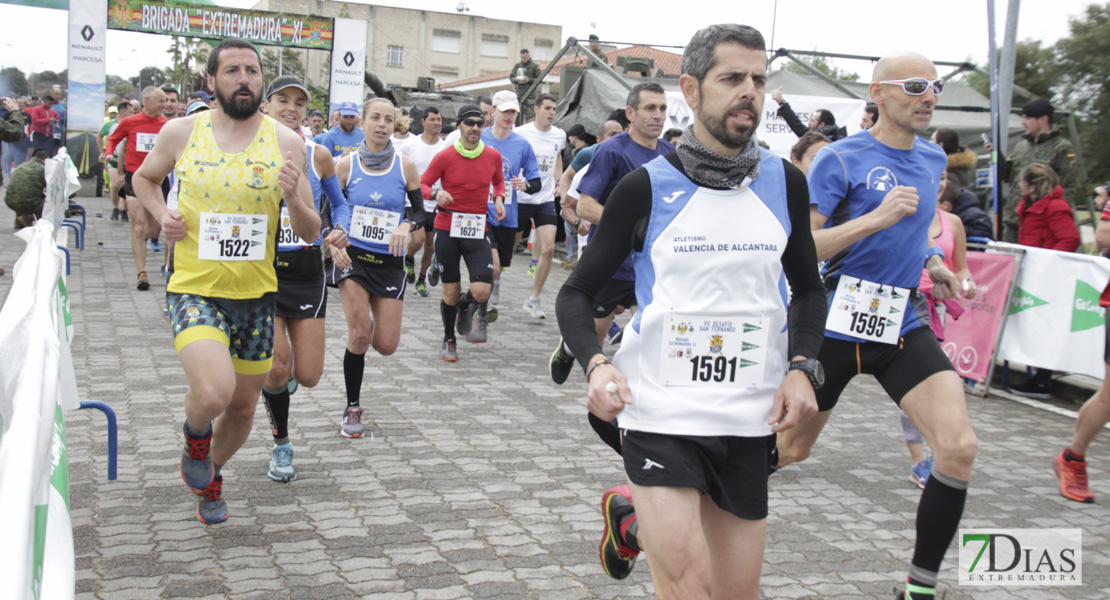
[1,66,28,96]
[780,55,860,82]
[964,40,1060,100]
[262,47,306,83]
[1056,2,1110,187]
[130,66,166,90]
[165,37,210,93]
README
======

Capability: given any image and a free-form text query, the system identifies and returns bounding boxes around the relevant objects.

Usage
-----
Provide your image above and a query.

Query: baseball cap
[337,101,359,116]
[588,34,600,42]
[191,90,211,102]
[456,104,484,123]
[1022,98,1054,118]
[186,101,211,116]
[108,106,118,114]
[492,90,520,112]
[266,76,311,101]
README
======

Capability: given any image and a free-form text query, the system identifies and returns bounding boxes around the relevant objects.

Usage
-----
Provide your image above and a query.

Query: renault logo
[81,25,94,41]
[343,51,355,67]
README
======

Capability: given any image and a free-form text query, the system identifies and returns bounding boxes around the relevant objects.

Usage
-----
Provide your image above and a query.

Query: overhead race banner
[107,0,335,50]
[328,18,366,116]
[67,0,108,133]
[0,0,67,9]
[995,243,1110,379]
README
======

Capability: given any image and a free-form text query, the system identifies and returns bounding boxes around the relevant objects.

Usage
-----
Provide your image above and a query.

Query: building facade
[251,0,562,90]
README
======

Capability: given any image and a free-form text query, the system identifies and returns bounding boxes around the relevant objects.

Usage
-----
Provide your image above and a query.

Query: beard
[699,100,759,150]
[215,84,262,121]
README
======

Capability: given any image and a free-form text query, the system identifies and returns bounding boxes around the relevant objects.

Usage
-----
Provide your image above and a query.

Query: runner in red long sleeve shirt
[105,86,169,290]
[418,104,505,359]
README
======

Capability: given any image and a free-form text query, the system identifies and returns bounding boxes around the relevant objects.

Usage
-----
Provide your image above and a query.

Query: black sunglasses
[459,118,484,127]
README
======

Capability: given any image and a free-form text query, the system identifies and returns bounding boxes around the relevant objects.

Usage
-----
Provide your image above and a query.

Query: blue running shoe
[180,422,214,490]
[267,443,297,482]
[911,456,933,489]
[196,475,228,524]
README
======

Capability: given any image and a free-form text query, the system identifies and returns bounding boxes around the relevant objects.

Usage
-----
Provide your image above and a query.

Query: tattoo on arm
[301,146,309,176]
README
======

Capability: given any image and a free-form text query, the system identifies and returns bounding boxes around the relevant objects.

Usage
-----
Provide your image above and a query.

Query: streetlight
[29,61,44,99]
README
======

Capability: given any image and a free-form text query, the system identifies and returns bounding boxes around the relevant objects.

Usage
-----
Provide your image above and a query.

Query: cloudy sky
[0,0,1097,83]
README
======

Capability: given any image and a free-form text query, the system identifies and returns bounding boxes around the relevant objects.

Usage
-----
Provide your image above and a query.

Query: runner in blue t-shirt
[315,102,365,157]
[776,51,977,600]
[480,90,541,309]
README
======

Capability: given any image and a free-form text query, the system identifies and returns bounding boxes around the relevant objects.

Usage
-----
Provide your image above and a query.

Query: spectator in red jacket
[27,94,58,160]
[1009,162,1080,400]
[1017,163,1080,252]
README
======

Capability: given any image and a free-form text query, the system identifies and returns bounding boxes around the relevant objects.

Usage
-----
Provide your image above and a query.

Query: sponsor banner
[107,0,334,50]
[940,251,1017,383]
[328,18,366,116]
[67,0,108,132]
[0,0,67,9]
[960,529,1082,586]
[994,242,1110,378]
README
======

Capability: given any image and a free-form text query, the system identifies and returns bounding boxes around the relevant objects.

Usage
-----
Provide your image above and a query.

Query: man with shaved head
[776,51,978,600]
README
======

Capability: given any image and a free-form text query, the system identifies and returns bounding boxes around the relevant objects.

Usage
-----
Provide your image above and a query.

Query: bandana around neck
[675,126,761,189]
[454,137,484,159]
[357,138,395,171]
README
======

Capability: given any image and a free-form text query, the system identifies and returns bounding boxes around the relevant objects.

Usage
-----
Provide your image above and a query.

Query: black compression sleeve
[779,159,827,360]
[524,177,542,195]
[405,187,427,228]
[555,168,652,371]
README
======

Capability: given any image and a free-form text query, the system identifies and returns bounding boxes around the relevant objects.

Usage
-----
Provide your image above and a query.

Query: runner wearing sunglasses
[776,51,977,600]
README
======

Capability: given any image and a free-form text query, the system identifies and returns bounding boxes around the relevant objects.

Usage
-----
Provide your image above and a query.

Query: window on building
[387,45,404,67]
[480,33,508,58]
[431,70,459,84]
[533,40,555,61]
[432,29,461,54]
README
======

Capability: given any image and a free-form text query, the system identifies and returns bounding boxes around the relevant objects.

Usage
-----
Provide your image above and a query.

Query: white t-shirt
[397,134,449,212]
[515,123,565,205]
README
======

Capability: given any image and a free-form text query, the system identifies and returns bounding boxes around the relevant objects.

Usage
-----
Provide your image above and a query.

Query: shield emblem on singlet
[709,335,724,355]
[232,226,240,239]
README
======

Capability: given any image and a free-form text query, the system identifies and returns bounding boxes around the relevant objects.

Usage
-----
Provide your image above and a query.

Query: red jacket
[1016,185,1080,252]
[29,105,58,137]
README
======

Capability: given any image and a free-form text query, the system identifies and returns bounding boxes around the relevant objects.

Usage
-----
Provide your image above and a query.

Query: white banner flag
[66,0,108,132]
[995,243,1110,379]
[328,17,366,115]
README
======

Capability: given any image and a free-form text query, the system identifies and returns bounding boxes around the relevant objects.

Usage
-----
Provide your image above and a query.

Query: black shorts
[434,229,494,285]
[592,278,637,317]
[621,429,774,521]
[326,246,406,299]
[30,131,54,151]
[275,247,327,319]
[517,202,559,228]
[486,224,517,268]
[817,326,956,411]
[422,207,437,233]
[123,169,171,200]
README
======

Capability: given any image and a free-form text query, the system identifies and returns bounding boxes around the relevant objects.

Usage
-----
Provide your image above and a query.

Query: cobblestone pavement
[2,193,1108,599]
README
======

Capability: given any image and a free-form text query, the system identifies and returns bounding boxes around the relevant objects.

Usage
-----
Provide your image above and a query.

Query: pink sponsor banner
[939,252,1016,382]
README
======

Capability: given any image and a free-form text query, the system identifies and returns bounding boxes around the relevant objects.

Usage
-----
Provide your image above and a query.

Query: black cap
[588,34,600,41]
[456,104,483,123]
[566,124,587,138]
[266,76,310,101]
[1022,98,1053,118]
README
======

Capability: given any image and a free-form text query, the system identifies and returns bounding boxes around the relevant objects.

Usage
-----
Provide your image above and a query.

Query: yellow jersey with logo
[168,112,284,299]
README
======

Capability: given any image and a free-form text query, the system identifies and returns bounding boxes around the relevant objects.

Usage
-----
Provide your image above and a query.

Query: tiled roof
[439,45,683,89]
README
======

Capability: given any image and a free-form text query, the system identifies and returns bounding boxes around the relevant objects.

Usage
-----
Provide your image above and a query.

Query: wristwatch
[787,358,824,390]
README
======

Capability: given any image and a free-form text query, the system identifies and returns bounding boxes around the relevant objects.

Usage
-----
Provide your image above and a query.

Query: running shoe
[549,338,575,385]
[404,256,416,284]
[1053,449,1095,503]
[150,238,163,252]
[180,422,214,490]
[561,257,577,269]
[110,208,120,221]
[136,271,150,291]
[528,261,537,278]
[287,376,299,395]
[161,264,169,280]
[489,283,500,306]
[606,322,623,345]
[440,339,458,362]
[267,443,297,482]
[426,259,440,287]
[466,314,487,343]
[523,298,546,319]
[120,210,129,222]
[456,301,472,335]
[910,456,933,489]
[600,485,639,579]
[196,475,228,524]
[1009,380,1051,400]
[415,280,429,297]
[486,305,498,324]
[340,406,364,438]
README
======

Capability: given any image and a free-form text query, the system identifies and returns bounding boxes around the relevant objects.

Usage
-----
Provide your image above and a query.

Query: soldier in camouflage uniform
[1,97,26,186]
[1002,99,1080,243]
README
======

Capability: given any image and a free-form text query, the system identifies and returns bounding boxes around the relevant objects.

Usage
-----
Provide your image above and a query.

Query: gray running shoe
[486,305,498,324]
[340,406,364,438]
[456,301,472,335]
[440,339,458,362]
[426,258,440,287]
[523,298,546,319]
[549,338,575,385]
[180,422,214,490]
[489,283,500,305]
[196,475,228,524]
[267,443,297,482]
[467,315,487,343]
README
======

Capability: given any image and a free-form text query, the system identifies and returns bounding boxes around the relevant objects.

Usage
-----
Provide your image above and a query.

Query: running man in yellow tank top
[133,38,321,524]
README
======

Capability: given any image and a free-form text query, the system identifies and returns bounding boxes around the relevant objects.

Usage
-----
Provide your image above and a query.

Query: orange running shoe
[1053,450,1095,503]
